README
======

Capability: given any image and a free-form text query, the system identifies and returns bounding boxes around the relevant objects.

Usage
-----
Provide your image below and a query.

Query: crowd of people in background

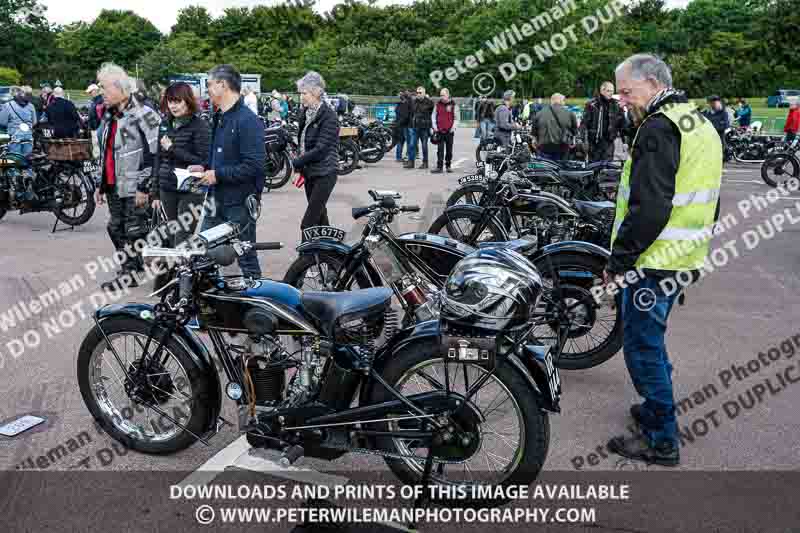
[394,87,457,172]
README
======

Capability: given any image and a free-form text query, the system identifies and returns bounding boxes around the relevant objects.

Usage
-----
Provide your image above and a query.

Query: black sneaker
[607,434,679,467]
[445,167,453,173]
[431,167,443,174]
[420,162,429,169]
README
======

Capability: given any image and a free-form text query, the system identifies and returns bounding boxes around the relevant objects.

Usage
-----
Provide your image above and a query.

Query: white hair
[550,93,565,104]
[53,87,64,98]
[616,54,673,88]
[96,62,136,95]
[296,71,325,98]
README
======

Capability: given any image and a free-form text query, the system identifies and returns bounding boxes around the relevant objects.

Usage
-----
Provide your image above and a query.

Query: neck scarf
[299,100,323,156]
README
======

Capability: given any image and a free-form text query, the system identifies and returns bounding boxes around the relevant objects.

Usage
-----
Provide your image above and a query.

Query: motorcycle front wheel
[77,317,213,454]
[761,152,799,187]
[359,134,386,164]
[367,340,550,507]
[428,207,507,245]
[265,150,293,190]
[283,252,376,291]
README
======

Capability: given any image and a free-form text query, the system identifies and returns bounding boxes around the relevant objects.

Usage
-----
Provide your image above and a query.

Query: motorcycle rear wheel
[367,340,549,507]
[54,170,95,226]
[77,317,213,454]
[338,139,360,176]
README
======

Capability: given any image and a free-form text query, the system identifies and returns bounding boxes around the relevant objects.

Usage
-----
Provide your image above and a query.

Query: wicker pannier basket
[339,126,359,138]
[43,139,93,161]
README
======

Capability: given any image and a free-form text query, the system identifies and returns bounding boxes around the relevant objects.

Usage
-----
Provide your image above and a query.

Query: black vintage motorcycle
[77,215,561,505]
[284,190,619,370]
[761,137,800,187]
[450,150,620,208]
[429,177,621,369]
[0,140,96,227]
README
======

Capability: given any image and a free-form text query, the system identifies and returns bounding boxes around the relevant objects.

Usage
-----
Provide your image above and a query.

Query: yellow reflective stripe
[671,188,720,207]
[617,184,630,201]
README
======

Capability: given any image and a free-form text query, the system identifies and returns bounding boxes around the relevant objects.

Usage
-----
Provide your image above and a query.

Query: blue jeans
[620,276,682,447]
[480,119,494,140]
[8,141,33,186]
[405,128,417,161]
[201,197,261,278]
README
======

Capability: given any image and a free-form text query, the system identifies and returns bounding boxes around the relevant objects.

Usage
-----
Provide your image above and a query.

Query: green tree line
[1,0,797,98]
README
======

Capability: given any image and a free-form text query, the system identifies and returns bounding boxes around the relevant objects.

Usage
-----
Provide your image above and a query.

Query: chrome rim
[88,332,193,443]
[389,359,525,486]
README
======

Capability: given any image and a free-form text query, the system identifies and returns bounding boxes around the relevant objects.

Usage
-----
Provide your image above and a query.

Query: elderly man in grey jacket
[95,62,161,292]
[494,90,520,147]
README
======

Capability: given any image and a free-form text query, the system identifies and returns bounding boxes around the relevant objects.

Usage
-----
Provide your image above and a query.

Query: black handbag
[431,131,441,145]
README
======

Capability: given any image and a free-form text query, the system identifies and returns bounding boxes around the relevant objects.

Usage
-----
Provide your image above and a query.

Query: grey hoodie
[0,99,37,143]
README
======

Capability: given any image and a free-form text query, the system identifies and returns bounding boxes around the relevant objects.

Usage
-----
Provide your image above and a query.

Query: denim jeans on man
[8,142,33,190]
[620,275,682,447]
[405,128,417,161]
[480,119,494,140]
[201,198,261,278]
[415,128,429,164]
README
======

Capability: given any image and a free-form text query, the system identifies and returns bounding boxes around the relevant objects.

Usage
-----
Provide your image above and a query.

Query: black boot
[607,434,679,467]
[431,167,443,174]
[445,166,453,173]
[420,161,429,169]
[403,161,415,169]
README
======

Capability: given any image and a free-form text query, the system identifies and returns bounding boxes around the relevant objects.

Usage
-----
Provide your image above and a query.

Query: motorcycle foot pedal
[279,444,305,466]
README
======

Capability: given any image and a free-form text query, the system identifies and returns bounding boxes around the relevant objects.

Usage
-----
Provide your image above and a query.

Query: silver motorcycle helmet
[441,246,543,334]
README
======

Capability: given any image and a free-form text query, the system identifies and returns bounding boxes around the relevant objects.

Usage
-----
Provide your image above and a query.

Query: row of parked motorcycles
[75,134,624,508]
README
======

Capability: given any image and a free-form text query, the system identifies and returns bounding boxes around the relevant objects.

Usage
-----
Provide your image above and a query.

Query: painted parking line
[724,179,763,184]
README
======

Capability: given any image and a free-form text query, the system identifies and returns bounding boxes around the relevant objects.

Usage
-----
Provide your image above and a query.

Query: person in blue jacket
[198,64,266,278]
[735,98,752,128]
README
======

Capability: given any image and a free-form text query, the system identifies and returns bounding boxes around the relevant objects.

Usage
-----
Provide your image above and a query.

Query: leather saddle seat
[301,287,393,337]
[573,200,615,218]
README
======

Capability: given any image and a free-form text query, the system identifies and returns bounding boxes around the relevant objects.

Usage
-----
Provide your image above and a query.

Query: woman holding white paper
[149,82,211,246]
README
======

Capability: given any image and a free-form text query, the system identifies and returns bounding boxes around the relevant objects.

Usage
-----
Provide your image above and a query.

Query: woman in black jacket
[150,82,211,246]
[292,71,339,235]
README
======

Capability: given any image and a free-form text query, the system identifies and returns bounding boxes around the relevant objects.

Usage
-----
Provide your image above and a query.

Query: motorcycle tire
[446,183,489,207]
[428,206,506,245]
[338,139,360,176]
[77,316,214,454]
[265,151,293,191]
[359,134,386,164]
[283,252,375,291]
[54,171,95,227]
[366,339,549,507]
[761,152,800,188]
[377,127,395,153]
[531,251,622,370]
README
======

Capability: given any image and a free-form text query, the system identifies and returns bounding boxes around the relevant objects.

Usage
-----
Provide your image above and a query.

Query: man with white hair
[43,86,81,138]
[95,62,161,292]
[532,92,577,161]
[244,88,259,115]
[604,53,722,466]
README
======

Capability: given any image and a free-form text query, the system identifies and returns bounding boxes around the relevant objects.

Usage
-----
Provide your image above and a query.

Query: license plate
[302,225,346,243]
[543,348,561,404]
[458,174,486,185]
[83,161,98,173]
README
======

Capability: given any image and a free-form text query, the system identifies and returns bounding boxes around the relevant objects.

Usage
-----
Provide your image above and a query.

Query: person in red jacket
[784,102,800,143]
[431,88,457,173]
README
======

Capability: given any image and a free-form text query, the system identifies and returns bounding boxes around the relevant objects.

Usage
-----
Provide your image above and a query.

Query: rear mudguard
[361,320,558,413]
[526,240,608,284]
[438,204,510,241]
[94,303,223,438]
[295,239,382,288]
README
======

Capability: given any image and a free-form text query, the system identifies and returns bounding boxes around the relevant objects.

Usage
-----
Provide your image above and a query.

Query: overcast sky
[41,0,695,34]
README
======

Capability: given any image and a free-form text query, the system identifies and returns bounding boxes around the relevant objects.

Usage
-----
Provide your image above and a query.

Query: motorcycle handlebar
[401,205,421,213]
[252,242,284,251]
[352,206,373,220]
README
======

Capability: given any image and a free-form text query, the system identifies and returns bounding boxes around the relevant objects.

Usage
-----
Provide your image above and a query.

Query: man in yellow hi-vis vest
[604,54,722,466]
